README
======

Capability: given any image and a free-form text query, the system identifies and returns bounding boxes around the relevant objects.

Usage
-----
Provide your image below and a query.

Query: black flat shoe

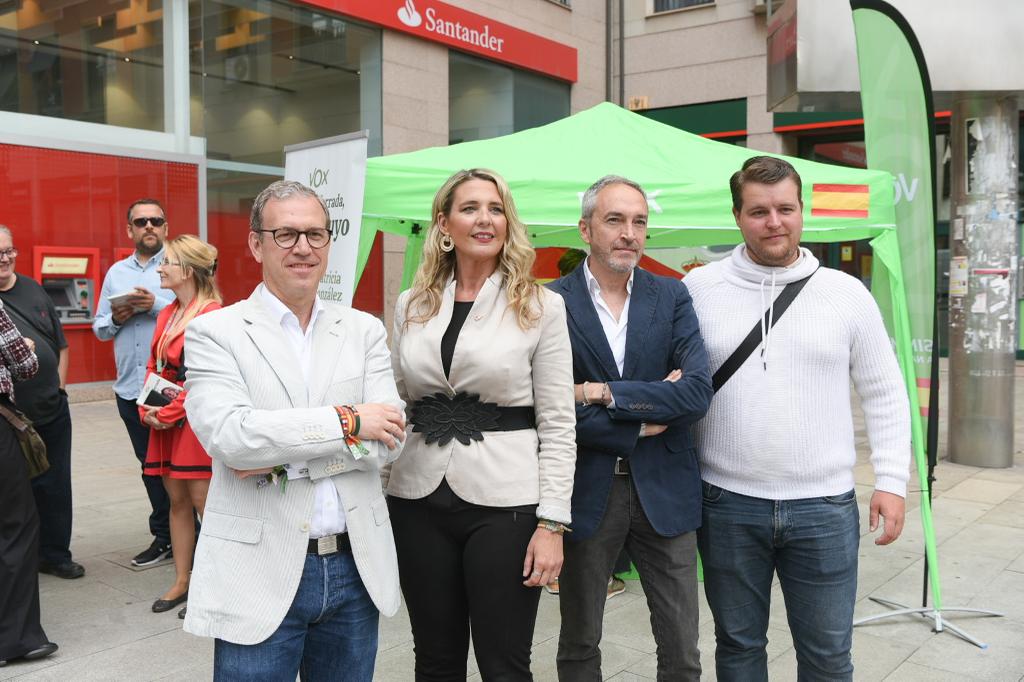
[22,642,58,661]
[39,561,85,580]
[152,592,188,613]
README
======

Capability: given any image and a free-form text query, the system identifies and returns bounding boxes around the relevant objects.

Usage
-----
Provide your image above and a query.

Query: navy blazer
[547,266,712,540]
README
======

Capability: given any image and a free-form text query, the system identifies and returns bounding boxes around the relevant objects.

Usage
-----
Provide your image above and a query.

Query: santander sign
[398,0,505,54]
[296,0,577,82]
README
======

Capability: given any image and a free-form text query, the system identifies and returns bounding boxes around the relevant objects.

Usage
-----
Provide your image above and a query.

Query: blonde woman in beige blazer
[387,169,576,680]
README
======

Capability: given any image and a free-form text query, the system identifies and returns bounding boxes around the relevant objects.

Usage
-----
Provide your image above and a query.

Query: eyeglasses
[131,216,166,228]
[159,258,182,267]
[0,248,17,260]
[254,227,332,249]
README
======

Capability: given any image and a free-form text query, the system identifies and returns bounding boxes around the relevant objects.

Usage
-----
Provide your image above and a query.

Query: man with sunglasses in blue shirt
[93,199,176,567]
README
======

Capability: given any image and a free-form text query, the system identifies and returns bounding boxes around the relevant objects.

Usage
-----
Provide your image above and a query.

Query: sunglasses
[131,216,166,228]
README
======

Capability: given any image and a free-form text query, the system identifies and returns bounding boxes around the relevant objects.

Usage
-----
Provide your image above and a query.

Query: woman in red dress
[138,235,221,616]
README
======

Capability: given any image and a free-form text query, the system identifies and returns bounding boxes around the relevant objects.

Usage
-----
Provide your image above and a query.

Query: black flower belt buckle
[409,392,502,446]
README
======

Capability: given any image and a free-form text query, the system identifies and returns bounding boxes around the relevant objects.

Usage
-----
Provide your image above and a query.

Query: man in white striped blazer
[183,180,406,680]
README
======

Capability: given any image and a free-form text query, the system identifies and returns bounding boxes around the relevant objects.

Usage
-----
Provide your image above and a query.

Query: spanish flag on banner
[810,183,869,218]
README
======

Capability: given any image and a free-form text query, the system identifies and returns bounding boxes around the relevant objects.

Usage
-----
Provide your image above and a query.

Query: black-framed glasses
[0,248,17,260]
[254,227,332,249]
[131,216,166,228]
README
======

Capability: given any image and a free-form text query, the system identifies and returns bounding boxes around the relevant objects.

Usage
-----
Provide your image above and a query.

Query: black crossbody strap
[711,267,818,393]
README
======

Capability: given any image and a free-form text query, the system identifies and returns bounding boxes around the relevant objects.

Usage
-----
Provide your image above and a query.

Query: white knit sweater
[684,246,910,500]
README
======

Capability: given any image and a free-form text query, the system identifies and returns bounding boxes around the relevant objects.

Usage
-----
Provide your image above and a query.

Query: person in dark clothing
[0,292,58,666]
[0,226,81,580]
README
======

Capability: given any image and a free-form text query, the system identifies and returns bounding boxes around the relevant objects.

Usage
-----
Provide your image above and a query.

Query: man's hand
[21,337,35,353]
[232,467,275,479]
[642,423,667,437]
[129,287,156,313]
[111,303,134,324]
[663,369,681,382]
[869,490,905,545]
[522,527,563,587]
[142,406,173,430]
[354,403,406,450]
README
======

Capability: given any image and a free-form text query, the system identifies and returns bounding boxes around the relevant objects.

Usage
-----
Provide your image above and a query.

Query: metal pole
[606,0,613,102]
[947,94,1019,468]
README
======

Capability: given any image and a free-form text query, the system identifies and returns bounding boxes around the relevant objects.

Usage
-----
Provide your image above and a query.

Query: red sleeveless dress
[140,300,221,480]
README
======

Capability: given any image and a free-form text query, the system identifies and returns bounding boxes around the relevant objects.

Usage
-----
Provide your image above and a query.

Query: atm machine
[32,246,100,325]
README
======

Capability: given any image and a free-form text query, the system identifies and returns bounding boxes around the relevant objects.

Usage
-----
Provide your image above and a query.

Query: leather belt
[614,459,630,476]
[307,532,351,556]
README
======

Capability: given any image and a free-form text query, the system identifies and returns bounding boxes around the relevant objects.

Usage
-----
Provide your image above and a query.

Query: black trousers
[0,413,50,660]
[116,395,170,545]
[30,396,73,565]
[389,481,542,681]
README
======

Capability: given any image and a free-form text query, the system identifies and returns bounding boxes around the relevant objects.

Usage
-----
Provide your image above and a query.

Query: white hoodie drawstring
[759,270,777,372]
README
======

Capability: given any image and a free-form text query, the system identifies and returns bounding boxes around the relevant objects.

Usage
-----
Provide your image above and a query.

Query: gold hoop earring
[440,233,454,252]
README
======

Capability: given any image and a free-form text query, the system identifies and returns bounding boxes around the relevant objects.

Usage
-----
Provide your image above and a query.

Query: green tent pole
[353,223,379,293]
[872,232,942,610]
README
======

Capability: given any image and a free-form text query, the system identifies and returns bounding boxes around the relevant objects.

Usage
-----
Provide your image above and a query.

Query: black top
[434,300,537,514]
[0,276,68,424]
[441,301,473,380]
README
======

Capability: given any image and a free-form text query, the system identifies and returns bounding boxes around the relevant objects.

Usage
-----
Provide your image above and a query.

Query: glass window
[653,0,714,12]
[449,52,569,145]
[191,0,381,166]
[0,3,164,130]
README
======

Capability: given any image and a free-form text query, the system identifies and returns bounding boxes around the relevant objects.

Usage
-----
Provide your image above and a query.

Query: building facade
[2,0,1018,383]
[0,0,605,382]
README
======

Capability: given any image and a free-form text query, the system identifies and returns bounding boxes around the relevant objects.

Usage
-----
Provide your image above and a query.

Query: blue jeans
[697,484,859,682]
[214,550,379,681]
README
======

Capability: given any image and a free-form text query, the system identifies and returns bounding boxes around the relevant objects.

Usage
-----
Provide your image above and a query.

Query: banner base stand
[854,596,1003,649]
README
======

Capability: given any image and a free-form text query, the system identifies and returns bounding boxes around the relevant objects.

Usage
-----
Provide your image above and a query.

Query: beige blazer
[387,273,576,523]
[181,290,404,645]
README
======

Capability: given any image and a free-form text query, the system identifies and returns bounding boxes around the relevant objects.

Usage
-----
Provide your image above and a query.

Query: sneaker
[607,577,626,600]
[132,541,173,567]
[39,560,85,579]
[545,577,560,596]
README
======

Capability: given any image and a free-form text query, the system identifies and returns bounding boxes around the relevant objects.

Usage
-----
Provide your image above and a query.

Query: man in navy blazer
[548,175,712,681]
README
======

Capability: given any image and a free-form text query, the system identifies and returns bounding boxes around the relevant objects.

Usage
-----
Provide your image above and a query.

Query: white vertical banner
[284,130,368,307]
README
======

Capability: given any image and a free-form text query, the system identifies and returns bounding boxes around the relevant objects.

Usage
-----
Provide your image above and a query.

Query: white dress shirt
[258,284,346,537]
[583,257,633,377]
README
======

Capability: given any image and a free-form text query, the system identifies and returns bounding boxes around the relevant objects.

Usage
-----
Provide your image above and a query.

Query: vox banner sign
[303,0,577,82]
[284,130,368,307]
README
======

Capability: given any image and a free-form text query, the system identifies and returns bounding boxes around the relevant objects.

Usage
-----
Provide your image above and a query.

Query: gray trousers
[556,474,701,681]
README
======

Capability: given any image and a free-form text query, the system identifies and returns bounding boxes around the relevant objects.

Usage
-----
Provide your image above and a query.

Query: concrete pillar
[948,94,1019,468]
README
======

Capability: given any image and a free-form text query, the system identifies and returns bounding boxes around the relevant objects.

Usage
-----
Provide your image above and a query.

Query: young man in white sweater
[685,156,910,682]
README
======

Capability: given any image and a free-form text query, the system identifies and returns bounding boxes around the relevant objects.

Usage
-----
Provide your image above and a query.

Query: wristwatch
[639,422,647,438]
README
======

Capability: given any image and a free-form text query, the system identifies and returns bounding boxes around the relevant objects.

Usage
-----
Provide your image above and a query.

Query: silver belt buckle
[614,459,629,475]
[316,534,338,556]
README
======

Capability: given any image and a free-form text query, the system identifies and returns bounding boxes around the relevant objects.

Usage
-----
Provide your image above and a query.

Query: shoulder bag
[0,401,49,478]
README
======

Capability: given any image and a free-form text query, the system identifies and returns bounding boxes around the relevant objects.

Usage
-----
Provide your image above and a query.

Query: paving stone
[18,387,1023,681]
[941,478,1023,506]
[906,616,1024,681]
[885,660,985,681]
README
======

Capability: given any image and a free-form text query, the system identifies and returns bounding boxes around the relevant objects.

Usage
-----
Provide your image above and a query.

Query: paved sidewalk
[3,366,1024,681]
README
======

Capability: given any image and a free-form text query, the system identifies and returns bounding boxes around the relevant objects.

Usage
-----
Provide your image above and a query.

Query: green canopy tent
[351,102,916,450]
[353,101,898,289]
[351,101,927,584]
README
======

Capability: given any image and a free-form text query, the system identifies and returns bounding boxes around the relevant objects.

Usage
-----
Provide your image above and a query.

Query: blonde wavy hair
[156,235,222,363]
[405,169,542,330]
